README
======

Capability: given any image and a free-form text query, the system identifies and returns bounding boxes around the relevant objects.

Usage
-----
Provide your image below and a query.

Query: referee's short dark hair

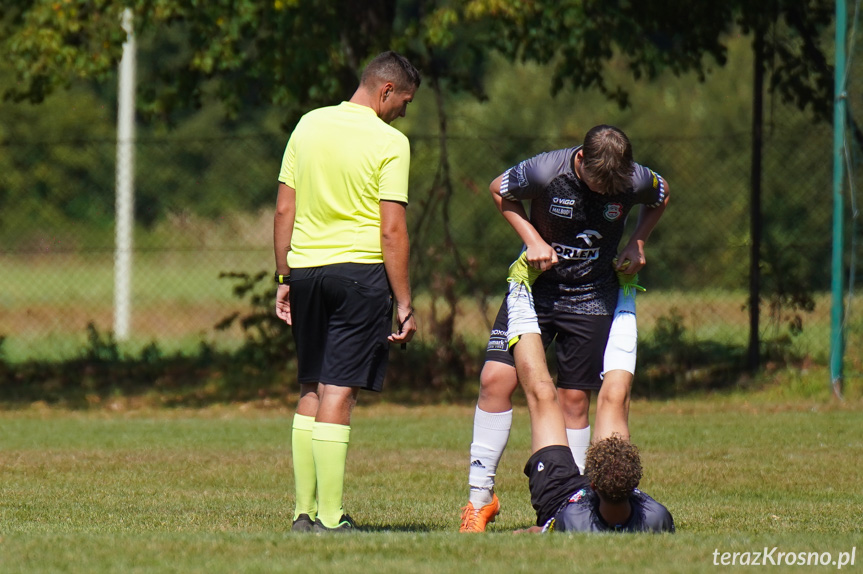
[585,435,643,503]
[581,125,635,195]
[361,51,422,92]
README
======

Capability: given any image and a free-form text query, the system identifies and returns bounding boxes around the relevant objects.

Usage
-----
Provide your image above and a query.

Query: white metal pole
[114,7,136,341]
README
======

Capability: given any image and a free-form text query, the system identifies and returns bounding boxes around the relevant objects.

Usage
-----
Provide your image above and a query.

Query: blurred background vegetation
[0,0,860,405]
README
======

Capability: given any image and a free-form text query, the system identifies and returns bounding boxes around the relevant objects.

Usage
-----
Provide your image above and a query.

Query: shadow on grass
[355,524,436,533]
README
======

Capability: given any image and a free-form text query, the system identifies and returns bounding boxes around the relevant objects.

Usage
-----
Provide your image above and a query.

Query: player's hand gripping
[389,304,416,347]
[525,242,558,271]
[615,241,646,275]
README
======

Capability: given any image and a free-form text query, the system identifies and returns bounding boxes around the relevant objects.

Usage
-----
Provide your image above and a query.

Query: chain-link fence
[0,123,853,362]
[2,93,863,394]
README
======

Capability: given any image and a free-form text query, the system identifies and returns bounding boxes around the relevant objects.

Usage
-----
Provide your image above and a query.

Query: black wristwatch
[274,271,291,285]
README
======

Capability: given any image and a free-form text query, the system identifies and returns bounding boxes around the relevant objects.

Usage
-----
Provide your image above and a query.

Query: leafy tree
[465,0,836,121]
[2,1,837,123]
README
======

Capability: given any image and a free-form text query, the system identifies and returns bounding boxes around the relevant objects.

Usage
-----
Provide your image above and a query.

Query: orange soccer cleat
[459,494,501,533]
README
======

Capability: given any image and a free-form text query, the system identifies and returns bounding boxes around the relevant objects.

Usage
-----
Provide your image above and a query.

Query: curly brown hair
[580,125,634,195]
[585,435,643,503]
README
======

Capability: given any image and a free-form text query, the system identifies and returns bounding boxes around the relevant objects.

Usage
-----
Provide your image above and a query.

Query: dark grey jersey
[499,146,666,315]
[546,486,675,533]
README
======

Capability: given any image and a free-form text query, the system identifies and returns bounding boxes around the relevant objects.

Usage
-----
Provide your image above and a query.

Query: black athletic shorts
[289,262,392,392]
[484,298,612,390]
[524,445,590,527]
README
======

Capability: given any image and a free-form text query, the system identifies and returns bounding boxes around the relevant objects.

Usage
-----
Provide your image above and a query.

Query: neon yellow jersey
[279,102,411,268]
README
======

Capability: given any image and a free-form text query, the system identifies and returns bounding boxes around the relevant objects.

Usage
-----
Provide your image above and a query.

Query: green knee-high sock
[291,414,317,521]
[312,421,351,528]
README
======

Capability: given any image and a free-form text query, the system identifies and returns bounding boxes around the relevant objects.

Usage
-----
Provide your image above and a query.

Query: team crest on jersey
[568,488,587,503]
[603,203,623,221]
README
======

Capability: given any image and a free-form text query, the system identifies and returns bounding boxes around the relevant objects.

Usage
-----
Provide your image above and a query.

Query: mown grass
[1,380,861,573]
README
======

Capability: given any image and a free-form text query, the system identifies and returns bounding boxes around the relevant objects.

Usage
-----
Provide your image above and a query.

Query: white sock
[468,407,512,507]
[566,425,591,475]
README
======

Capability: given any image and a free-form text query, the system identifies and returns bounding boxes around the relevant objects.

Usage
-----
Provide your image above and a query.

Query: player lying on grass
[506,253,673,533]
[518,434,674,533]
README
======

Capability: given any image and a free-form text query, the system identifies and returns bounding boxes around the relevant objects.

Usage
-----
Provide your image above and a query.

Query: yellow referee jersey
[279,101,411,268]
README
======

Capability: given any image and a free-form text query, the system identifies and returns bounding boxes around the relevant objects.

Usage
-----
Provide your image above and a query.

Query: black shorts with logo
[524,445,590,527]
[484,298,612,390]
[289,262,392,392]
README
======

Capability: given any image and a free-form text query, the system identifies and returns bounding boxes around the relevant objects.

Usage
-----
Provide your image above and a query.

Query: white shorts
[506,281,541,347]
[602,289,638,377]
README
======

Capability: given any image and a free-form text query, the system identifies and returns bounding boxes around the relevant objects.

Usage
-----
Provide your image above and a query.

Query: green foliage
[83,321,120,363]
[468,0,836,120]
[0,335,7,383]
[2,1,838,125]
[638,309,748,396]
[0,66,117,239]
[215,270,293,367]
[3,0,498,127]
[1,0,128,103]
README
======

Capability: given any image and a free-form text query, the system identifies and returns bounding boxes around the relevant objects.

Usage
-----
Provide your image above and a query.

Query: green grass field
[1,385,861,573]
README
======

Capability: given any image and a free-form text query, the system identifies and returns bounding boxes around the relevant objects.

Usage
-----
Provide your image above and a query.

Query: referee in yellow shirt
[273,51,421,533]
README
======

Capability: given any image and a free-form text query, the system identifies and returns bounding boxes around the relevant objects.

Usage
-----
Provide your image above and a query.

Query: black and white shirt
[498,146,666,315]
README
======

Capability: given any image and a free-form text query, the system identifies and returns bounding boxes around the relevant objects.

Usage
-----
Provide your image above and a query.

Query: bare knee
[478,361,518,412]
[316,384,359,425]
[559,389,590,419]
[522,375,558,406]
[296,383,320,417]
[597,371,631,409]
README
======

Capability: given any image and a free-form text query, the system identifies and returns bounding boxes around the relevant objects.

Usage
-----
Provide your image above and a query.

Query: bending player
[507,253,673,533]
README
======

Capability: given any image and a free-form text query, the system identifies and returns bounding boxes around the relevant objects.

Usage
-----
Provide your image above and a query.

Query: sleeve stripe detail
[499,169,518,201]
[646,172,666,208]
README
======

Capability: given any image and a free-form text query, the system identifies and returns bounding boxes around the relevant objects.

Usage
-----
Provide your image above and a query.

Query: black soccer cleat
[313,514,357,533]
[291,513,315,533]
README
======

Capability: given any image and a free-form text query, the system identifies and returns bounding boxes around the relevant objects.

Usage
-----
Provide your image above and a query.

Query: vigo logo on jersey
[550,196,574,219]
[552,230,602,261]
[604,202,623,221]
